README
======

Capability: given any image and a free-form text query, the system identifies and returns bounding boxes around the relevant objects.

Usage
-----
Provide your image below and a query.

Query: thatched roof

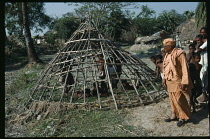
[135,30,170,44]
[175,18,200,42]
[151,30,171,39]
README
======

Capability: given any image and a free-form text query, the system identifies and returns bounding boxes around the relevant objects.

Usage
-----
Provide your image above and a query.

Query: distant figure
[95,54,108,96]
[150,55,159,80]
[107,57,117,88]
[195,34,204,52]
[150,55,156,65]
[199,27,207,37]
[161,48,166,58]
[176,34,182,49]
[196,28,208,102]
[186,43,196,63]
[95,54,105,79]
[59,55,74,94]
[191,53,203,99]
[155,54,164,79]
[188,53,202,112]
[74,89,91,99]
[91,82,102,96]
[121,80,134,90]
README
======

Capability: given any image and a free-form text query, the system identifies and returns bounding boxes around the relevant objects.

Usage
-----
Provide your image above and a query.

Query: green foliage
[137,5,156,18]
[132,5,158,36]
[44,31,58,45]
[106,9,131,41]
[5,2,23,35]
[5,2,53,36]
[156,9,186,34]
[72,2,137,41]
[53,16,80,41]
[183,10,195,20]
[133,17,158,36]
[195,2,207,28]
[5,37,26,57]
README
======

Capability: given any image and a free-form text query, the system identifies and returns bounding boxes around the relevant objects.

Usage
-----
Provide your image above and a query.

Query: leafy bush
[5,37,27,63]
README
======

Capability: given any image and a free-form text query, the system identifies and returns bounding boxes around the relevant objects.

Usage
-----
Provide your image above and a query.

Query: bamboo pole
[100,40,118,110]
[25,14,166,110]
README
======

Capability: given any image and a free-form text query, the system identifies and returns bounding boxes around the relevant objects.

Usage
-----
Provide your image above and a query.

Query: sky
[32,2,199,36]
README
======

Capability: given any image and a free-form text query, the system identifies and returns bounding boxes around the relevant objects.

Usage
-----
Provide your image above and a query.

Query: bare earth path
[125,97,209,136]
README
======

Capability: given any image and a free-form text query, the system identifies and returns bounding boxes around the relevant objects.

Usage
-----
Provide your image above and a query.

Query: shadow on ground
[5,61,28,72]
[188,102,209,124]
[5,54,54,72]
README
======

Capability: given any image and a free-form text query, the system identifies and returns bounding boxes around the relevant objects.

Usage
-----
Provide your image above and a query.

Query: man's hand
[178,84,187,90]
[162,79,166,88]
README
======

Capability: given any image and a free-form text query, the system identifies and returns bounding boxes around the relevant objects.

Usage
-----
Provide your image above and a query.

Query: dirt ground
[125,96,209,136]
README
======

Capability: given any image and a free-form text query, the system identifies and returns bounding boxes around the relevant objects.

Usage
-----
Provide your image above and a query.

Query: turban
[163,38,176,47]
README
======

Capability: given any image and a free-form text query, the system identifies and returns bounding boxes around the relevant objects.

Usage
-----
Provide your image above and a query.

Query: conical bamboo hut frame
[24,16,167,111]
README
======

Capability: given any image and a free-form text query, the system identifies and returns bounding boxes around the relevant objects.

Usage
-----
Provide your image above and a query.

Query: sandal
[164,118,178,122]
[177,119,185,127]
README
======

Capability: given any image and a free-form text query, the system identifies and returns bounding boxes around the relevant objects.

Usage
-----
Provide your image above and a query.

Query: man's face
[189,46,195,53]
[150,58,156,64]
[194,56,201,63]
[195,38,203,46]
[200,29,207,36]
[156,58,162,63]
[98,55,103,60]
[163,45,173,53]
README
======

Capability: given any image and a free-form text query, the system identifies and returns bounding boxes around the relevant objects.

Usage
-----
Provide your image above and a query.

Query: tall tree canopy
[52,13,80,41]
[70,2,137,41]
[183,10,195,20]
[106,9,131,41]
[156,9,186,34]
[133,5,157,36]
[5,2,52,36]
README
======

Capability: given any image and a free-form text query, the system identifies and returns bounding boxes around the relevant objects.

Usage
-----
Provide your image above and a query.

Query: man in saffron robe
[162,38,193,127]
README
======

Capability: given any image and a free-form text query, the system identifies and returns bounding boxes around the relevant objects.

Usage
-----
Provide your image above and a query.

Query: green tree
[183,10,195,20]
[52,13,80,41]
[133,5,158,36]
[5,2,52,37]
[137,5,156,18]
[156,10,185,34]
[44,31,58,46]
[5,2,23,36]
[22,2,43,64]
[71,2,137,39]
[195,2,207,28]
[72,2,136,26]
[106,9,131,41]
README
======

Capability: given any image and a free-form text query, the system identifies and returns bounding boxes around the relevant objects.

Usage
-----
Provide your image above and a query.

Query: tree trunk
[22,2,43,64]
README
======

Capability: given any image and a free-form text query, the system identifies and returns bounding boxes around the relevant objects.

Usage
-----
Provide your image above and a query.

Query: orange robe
[163,48,193,120]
